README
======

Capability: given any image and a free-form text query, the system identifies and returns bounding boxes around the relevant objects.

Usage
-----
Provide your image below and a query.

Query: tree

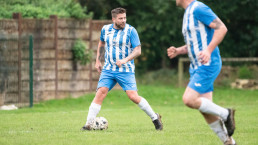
[0,0,92,19]
[80,0,258,73]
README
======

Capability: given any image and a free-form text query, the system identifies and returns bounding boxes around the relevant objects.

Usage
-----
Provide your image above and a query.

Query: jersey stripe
[105,25,113,70]
[189,2,202,67]
[186,3,197,69]
[121,26,129,72]
[114,30,121,71]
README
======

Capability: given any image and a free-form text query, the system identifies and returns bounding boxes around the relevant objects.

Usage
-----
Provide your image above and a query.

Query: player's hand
[198,49,211,64]
[95,61,102,73]
[167,46,178,59]
[116,59,127,68]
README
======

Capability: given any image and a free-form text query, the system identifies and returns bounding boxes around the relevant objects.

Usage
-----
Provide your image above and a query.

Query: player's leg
[92,87,109,105]
[183,87,228,121]
[84,87,109,127]
[200,92,236,144]
[208,118,236,145]
[187,66,235,136]
[81,70,116,130]
[126,90,157,120]
[125,90,141,104]
[183,88,236,144]
[200,92,219,124]
[81,87,109,130]
[116,72,163,130]
[183,87,235,136]
[126,90,163,130]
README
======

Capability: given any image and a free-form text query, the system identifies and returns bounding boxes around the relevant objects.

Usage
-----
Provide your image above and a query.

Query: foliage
[65,1,93,19]
[72,39,93,65]
[0,0,92,19]
[136,68,178,86]
[238,65,253,79]
[203,0,258,58]
[80,0,258,73]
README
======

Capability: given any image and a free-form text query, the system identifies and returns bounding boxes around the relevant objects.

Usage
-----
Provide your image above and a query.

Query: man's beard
[115,22,125,29]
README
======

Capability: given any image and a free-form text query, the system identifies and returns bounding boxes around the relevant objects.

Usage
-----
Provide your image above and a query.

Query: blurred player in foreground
[167,0,236,144]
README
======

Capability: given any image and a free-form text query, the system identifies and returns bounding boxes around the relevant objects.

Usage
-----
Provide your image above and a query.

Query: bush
[0,0,92,19]
[238,65,253,79]
[72,39,93,65]
[136,68,178,86]
[65,1,93,19]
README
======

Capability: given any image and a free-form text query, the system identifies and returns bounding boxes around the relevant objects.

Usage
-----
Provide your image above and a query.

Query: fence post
[178,58,184,87]
[50,15,58,99]
[29,35,33,107]
[89,19,93,92]
[13,13,22,104]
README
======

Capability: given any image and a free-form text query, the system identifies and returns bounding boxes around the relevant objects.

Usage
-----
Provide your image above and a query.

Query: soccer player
[81,7,163,131]
[167,0,236,144]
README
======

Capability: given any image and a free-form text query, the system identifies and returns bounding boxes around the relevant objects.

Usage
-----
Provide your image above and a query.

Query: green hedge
[0,0,92,19]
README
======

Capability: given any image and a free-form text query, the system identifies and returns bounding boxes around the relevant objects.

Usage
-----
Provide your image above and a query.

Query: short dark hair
[111,7,126,18]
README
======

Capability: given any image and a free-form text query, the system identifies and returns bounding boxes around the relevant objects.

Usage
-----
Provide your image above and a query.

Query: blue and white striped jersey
[182,0,222,70]
[100,24,140,73]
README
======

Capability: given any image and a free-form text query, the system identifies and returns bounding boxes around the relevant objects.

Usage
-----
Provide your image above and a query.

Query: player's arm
[167,45,188,59]
[207,18,227,52]
[199,18,227,64]
[116,45,141,67]
[95,40,105,73]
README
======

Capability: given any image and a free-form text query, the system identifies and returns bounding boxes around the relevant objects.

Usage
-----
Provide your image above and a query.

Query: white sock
[137,97,158,121]
[229,137,236,144]
[199,97,229,121]
[209,119,228,143]
[85,102,101,125]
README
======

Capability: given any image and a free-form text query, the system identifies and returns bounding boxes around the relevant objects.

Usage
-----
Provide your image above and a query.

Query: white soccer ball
[92,117,108,130]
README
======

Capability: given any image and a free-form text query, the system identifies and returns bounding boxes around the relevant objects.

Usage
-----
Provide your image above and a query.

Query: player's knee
[182,95,195,108]
[128,94,136,101]
[127,93,140,104]
[95,87,108,102]
[98,87,108,96]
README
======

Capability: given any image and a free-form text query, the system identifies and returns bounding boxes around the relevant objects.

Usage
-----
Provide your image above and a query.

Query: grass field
[0,84,258,145]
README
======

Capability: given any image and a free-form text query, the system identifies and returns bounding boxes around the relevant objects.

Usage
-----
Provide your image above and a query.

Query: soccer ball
[92,117,108,130]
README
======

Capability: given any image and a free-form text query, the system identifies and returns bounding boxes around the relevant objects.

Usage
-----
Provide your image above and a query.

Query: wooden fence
[178,57,258,87]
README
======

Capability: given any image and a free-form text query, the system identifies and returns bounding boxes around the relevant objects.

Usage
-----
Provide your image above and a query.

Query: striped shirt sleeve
[130,27,141,48]
[194,3,217,26]
[100,26,105,42]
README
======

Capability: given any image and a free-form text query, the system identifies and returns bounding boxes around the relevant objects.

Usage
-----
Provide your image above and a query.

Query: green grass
[0,85,258,145]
